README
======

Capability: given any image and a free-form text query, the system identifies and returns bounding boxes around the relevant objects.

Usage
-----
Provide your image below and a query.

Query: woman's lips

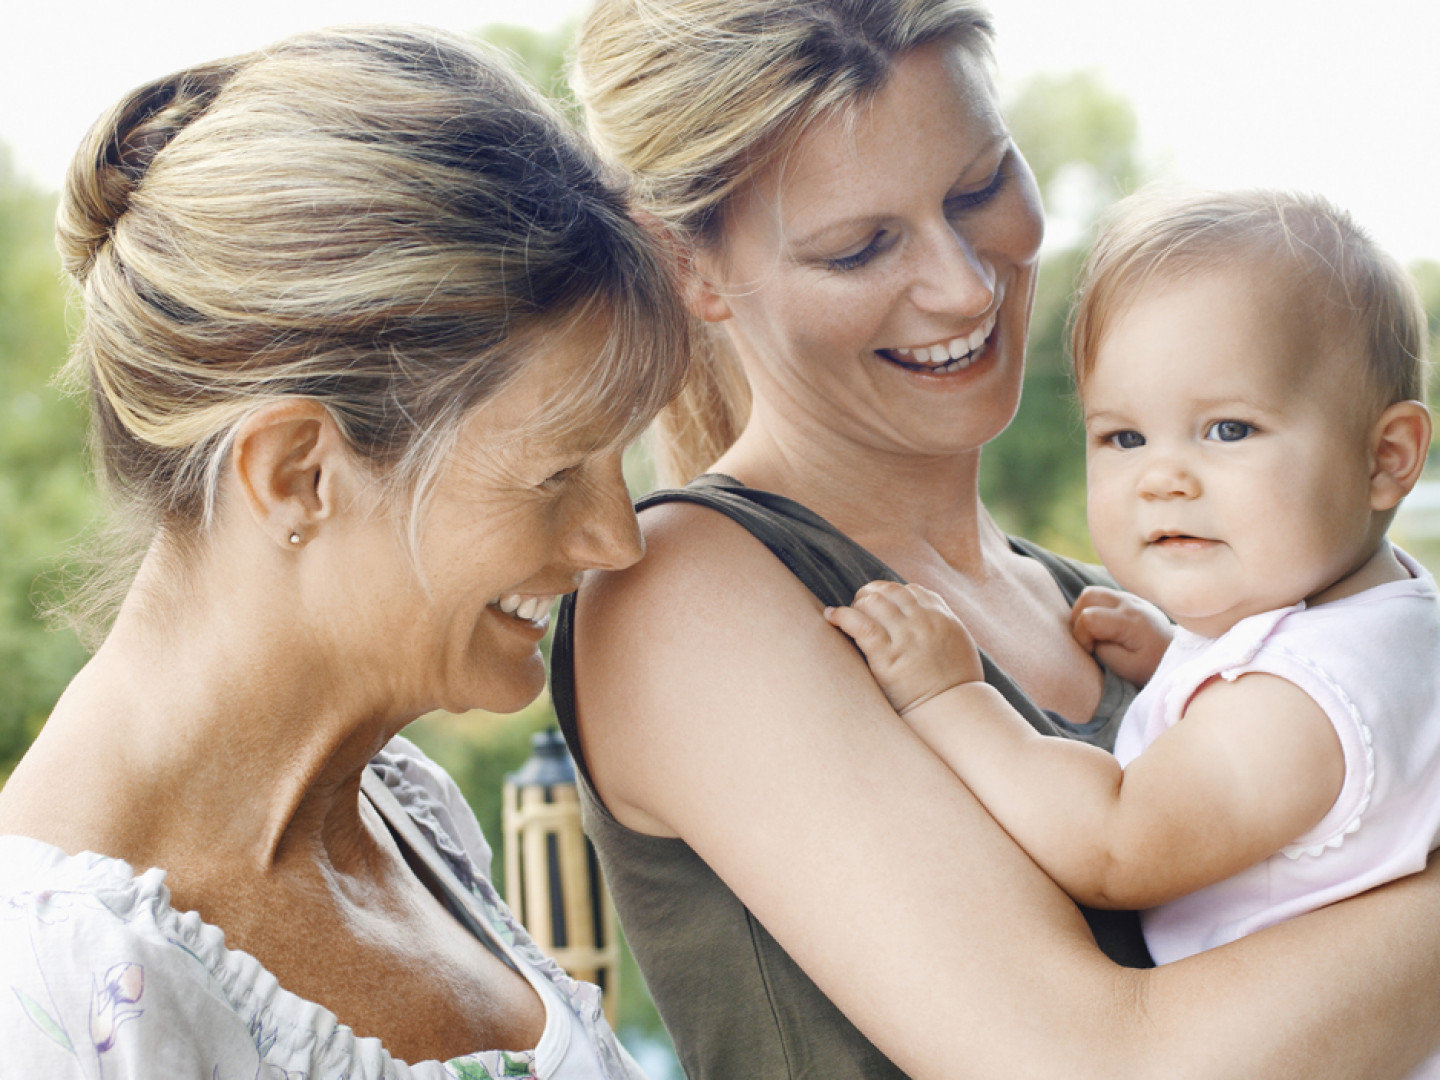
[880,309,999,374]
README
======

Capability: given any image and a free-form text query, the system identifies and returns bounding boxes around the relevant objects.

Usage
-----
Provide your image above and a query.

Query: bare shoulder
[578,497,811,626]
[569,498,895,833]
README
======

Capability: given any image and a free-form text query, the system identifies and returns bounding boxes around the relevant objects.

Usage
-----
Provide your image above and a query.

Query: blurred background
[2,1,1437,1074]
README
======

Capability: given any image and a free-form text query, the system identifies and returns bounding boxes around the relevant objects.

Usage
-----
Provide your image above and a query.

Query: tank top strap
[632,472,902,607]
[594,473,1076,744]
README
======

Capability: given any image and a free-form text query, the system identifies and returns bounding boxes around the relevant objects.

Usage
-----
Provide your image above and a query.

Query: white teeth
[497,594,554,622]
[890,310,998,367]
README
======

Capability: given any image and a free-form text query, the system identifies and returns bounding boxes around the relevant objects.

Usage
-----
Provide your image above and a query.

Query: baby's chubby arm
[828,581,1345,911]
[1070,585,1173,687]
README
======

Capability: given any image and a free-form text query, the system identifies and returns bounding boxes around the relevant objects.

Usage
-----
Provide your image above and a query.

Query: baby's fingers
[824,603,892,658]
[1070,586,1126,651]
[1072,603,1132,651]
[852,580,954,620]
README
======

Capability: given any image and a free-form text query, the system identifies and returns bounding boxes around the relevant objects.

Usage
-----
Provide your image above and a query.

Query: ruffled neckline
[0,740,560,1079]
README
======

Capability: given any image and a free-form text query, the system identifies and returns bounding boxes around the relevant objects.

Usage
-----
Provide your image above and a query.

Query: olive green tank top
[551,474,1151,1080]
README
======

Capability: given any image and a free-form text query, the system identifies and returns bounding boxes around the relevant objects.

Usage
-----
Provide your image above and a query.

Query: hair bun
[56,60,242,281]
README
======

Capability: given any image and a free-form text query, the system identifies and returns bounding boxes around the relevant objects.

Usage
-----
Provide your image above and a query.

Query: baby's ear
[1369,400,1432,512]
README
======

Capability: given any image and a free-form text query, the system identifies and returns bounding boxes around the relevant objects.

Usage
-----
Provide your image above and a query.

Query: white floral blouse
[0,736,644,1080]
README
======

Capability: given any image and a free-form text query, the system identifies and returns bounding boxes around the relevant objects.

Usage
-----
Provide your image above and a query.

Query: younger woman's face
[696,42,1045,458]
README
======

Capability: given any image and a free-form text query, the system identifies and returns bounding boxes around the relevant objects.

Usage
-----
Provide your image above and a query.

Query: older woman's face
[698,42,1044,457]
[340,328,643,716]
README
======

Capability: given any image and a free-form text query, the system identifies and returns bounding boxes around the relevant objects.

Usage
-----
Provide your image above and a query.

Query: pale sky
[4,0,1438,263]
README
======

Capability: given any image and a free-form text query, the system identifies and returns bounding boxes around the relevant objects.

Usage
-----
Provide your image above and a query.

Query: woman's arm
[571,503,1440,1080]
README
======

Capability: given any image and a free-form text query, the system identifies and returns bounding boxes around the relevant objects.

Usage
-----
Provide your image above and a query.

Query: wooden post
[502,730,620,1025]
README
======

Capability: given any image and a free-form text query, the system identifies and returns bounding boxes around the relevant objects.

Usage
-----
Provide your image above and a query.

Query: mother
[0,27,686,1078]
[552,2,1440,1077]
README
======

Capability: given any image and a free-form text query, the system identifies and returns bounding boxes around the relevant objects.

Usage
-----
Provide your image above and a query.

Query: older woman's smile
[494,593,558,624]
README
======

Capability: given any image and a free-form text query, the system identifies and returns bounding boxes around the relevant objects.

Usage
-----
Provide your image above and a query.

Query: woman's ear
[683,246,733,324]
[230,400,354,549]
[1369,400,1432,512]
[629,209,732,324]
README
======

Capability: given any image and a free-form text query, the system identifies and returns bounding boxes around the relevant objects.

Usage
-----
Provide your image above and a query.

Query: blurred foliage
[1006,69,1141,207]
[1413,259,1440,424]
[0,147,97,778]
[475,23,577,105]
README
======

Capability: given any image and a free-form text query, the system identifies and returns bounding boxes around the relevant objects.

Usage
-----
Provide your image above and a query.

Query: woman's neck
[1,552,401,876]
[716,410,1006,577]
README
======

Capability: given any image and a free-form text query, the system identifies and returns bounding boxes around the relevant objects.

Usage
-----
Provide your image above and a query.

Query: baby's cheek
[1086,498,1130,573]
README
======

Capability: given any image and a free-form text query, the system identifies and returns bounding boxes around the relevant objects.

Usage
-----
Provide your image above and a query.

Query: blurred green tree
[0,148,96,778]
[1412,258,1440,423]
[476,23,577,104]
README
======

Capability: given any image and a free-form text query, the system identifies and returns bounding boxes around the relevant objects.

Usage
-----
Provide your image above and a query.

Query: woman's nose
[909,225,995,317]
[566,455,644,572]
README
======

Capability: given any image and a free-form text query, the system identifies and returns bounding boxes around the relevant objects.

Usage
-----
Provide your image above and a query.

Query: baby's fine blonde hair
[570,0,995,484]
[56,26,689,640]
[1070,187,1429,408]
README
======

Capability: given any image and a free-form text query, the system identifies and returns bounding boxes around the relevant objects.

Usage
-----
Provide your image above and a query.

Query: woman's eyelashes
[822,156,1011,273]
[537,461,583,492]
[944,158,1009,220]
[825,229,895,272]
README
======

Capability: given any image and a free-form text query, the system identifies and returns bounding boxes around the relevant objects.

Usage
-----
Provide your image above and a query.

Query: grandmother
[551,2,1440,1077]
[0,27,686,1079]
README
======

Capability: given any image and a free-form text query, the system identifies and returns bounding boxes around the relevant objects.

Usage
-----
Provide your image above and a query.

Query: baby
[829,189,1440,1014]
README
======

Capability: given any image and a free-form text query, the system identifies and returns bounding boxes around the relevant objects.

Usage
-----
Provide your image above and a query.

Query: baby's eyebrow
[1081,408,1130,427]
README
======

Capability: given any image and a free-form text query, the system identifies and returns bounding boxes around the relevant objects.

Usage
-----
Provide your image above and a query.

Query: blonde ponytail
[651,326,752,487]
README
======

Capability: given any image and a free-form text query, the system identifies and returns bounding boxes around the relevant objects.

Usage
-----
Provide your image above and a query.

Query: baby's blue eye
[1206,420,1254,442]
[1107,430,1145,450]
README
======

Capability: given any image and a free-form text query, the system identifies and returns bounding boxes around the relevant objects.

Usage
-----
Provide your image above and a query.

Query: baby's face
[1081,263,1381,637]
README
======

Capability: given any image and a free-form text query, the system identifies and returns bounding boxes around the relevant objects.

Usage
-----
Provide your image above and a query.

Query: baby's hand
[825,581,983,715]
[1070,586,1173,686]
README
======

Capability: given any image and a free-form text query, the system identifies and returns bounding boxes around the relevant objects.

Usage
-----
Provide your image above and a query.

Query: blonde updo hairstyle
[570,0,995,484]
[56,26,689,640]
